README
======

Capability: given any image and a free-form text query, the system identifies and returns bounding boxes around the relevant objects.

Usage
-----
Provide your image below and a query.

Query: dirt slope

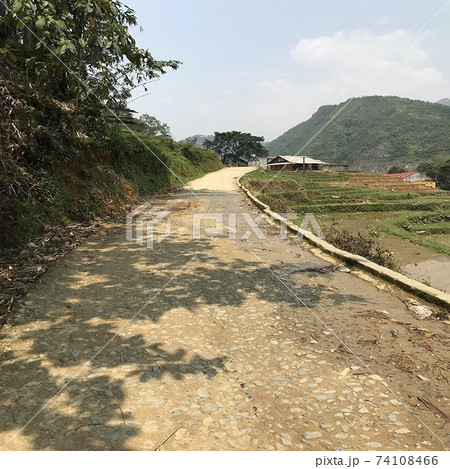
[0,168,448,450]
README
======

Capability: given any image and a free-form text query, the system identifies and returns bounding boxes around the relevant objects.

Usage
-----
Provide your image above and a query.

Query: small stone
[367,442,382,448]
[273,375,285,381]
[390,399,403,406]
[71,349,81,357]
[202,403,219,412]
[125,429,137,437]
[104,390,114,397]
[316,394,334,402]
[422,441,432,446]
[305,354,317,359]
[281,437,292,446]
[388,413,397,422]
[69,385,79,393]
[91,415,102,423]
[395,428,411,434]
[253,381,264,387]
[35,342,49,353]
[318,360,327,365]
[297,368,306,375]
[359,406,369,414]
[303,432,322,440]
[320,423,331,429]
[335,433,349,440]
[417,374,429,382]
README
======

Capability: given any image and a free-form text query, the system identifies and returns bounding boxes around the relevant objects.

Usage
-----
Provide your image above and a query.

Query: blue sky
[125,1,450,141]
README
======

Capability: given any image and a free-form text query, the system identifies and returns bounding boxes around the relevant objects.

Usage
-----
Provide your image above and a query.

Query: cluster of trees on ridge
[203,131,268,164]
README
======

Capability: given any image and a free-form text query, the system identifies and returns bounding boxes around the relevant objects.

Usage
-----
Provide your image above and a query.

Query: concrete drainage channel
[236,175,450,310]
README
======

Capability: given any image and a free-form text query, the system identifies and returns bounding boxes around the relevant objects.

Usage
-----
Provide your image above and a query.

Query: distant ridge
[178,134,213,147]
[266,96,450,173]
[436,98,450,106]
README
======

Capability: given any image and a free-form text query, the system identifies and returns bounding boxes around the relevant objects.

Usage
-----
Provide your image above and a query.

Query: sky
[124,0,450,142]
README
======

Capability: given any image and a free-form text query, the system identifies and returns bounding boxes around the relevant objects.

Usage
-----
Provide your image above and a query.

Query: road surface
[0,167,448,450]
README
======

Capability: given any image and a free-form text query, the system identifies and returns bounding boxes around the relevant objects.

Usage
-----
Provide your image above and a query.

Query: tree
[417,158,450,190]
[203,131,268,164]
[387,165,407,174]
[137,114,171,137]
[0,1,180,110]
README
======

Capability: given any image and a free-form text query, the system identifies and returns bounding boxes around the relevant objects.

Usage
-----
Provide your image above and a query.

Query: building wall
[269,164,296,171]
[404,172,428,182]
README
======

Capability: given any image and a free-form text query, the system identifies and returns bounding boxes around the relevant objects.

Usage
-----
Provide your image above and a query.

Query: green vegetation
[241,169,450,259]
[136,114,171,138]
[379,213,450,256]
[0,2,223,247]
[387,166,407,174]
[204,131,268,164]
[417,157,450,190]
[0,82,222,248]
[0,0,179,111]
[266,96,450,173]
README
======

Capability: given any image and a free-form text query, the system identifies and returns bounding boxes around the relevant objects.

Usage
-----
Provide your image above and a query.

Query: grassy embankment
[0,80,223,248]
[241,170,450,263]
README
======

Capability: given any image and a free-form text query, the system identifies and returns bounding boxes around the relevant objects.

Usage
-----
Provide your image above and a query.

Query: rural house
[385,172,436,188]
[266,155,348,172]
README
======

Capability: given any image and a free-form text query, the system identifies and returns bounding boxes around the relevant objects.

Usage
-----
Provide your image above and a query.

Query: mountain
[266,96,450,173]
[179,134,214,147]
[436,98,450,106]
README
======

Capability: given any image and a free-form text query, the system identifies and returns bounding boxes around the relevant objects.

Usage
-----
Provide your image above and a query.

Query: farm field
[242,170,450,291]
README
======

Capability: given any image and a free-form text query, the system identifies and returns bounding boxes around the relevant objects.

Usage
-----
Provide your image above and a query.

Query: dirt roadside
[0,167,448,450]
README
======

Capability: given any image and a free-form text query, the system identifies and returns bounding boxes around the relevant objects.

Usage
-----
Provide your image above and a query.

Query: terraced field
[241,170,450,256]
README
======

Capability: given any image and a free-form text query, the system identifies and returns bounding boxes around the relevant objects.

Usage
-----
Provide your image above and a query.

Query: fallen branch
[417,397,449,421]
[153,425,181,451]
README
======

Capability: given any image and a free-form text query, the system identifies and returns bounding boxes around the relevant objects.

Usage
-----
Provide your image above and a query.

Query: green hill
[266,96,450,172]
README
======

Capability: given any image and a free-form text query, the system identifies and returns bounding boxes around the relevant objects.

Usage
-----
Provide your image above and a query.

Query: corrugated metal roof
[267,155,328,165]
[385,172,417,179]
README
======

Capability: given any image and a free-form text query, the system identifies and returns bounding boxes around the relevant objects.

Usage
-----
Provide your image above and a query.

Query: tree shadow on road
[0,225,372,449]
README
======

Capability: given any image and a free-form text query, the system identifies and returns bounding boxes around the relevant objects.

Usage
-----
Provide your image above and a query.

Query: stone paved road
[0,168,448,450]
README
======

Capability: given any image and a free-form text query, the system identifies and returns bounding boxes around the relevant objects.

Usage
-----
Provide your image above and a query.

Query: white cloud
[288,29,445,98]
[245,29,449,140]
[165,29,449,141]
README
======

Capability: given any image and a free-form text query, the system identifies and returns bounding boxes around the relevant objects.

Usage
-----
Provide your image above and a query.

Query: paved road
[0,168,448,450]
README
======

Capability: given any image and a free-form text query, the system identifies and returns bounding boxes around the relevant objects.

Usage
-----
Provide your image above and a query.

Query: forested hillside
[266,96,450,172]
